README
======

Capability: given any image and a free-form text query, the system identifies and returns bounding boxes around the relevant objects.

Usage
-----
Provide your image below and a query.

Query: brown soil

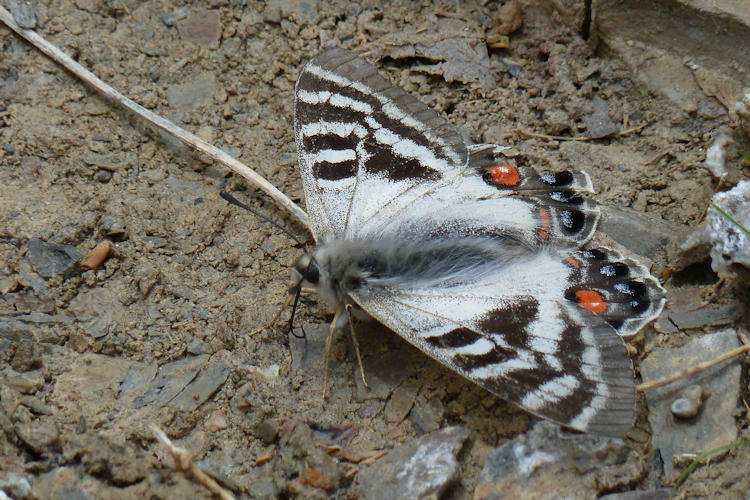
[1,1,748,498]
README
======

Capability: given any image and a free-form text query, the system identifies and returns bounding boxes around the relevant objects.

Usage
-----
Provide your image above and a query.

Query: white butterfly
[289,48,665,436]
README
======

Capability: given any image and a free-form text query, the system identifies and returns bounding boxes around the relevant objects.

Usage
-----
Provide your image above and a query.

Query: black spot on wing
[541,171,574,186]
[312,160,357,180]
[426,328,483,349]
[296,100,367,127]
[362,141,441,182]
[302,133,358,155]
[453,345,515,372]
[475,296,539,349]
[558,208,586,235]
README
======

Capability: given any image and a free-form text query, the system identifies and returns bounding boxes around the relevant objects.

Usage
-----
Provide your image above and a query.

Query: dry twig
[0,6,309,229]
[518,120,654,142]
[150,424,235,500]
[637,343,750,392]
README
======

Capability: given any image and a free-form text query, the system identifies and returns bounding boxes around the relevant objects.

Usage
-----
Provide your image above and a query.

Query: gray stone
[186,338,210,355]
[68,287,127,339]
[9,0,36,29]
[279,0,319,22]
[654,286,742,333]
[370,29,495,92]
[384,379,418,423]
[26,238,83,278]
[167,72,217,111]
[670,384,704,419]
[597,0,747,114]
[356,426,468,500]
[17,266,47,296]
[100,215,127,237]
[475,421,638,499]
[583,96,620,138]
[170,360,229,412]
[409,397,444,435]
[118,361,158,404]
[640,329,741,475]
[599,205,681,258]
[0,471,32,499]
[143,236,167,248]
[94,169,112,183]
[83,153,132,171]
[133,355,209,408]
[1,313,72,343]
[255,419,279,444]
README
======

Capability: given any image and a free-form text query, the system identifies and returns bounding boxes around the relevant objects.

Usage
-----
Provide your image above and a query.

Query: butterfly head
[292,253,320,288]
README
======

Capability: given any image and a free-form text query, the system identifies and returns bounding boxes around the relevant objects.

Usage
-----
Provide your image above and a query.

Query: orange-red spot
[565,256,581,268]
[576,290,608,315]
[486,164,520,186]
[539,208,550,241]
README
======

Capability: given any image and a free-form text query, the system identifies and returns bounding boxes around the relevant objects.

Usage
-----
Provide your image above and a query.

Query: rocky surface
[1,0,749,498]
[640,329,742,477]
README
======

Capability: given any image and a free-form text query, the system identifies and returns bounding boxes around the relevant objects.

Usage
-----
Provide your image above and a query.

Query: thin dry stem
[0,6,309,229]
[637,343,750,392]
[150,424,235,500]
[517,120,653,142]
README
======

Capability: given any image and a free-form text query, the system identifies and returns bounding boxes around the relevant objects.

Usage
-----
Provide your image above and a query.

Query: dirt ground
[1,1,749,498]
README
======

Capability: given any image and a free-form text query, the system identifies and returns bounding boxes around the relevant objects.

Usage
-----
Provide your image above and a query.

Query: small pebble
[670,384,704,419]
[94,169,113,183]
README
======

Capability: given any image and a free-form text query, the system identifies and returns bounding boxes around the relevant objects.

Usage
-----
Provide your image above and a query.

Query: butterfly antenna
[220,190,306,247]
[288,282,306,339]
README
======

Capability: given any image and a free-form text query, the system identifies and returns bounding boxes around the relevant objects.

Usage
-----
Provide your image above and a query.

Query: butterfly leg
[249,292,295,336]
[345,304,369,390]
[322,303,345,399]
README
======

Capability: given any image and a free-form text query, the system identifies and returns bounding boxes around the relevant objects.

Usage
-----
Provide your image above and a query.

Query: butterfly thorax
[296,236,536,312]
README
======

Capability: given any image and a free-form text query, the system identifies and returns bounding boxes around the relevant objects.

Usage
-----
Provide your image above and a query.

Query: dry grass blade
[150,424,235,500]
[637,343,750,392]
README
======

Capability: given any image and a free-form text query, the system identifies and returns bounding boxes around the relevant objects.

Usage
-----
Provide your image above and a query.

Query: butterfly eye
[305,263,320,284]
[294,254,319,284]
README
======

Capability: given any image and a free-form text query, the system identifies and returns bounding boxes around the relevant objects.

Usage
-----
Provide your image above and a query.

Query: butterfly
[289,47,665,436]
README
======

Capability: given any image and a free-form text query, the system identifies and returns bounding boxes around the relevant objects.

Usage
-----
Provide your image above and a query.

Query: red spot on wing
[486,164,521,186]
[539,208,551,241]
[575,290,608,315]
[565,256,581,268]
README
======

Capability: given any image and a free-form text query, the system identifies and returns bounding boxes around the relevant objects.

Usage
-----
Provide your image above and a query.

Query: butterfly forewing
[294,48,467,242]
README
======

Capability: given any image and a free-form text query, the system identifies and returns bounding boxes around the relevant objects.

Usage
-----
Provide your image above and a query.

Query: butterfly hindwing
[348,248,637,436]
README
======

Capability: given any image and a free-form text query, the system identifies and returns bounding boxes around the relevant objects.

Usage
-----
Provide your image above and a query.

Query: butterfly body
[291,48,666,436]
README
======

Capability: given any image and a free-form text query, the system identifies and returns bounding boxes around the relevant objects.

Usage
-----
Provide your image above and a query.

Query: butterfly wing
[349,243,664,436]
[294,48,666,435]
[294,48,467,243]
[295,49,602,249]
